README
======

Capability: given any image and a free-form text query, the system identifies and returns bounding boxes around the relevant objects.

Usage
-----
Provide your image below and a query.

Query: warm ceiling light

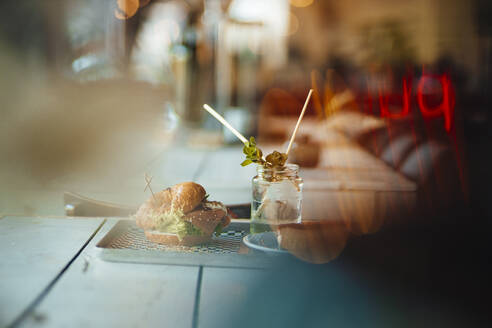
[290,0,314,8]
[114,0,140,20]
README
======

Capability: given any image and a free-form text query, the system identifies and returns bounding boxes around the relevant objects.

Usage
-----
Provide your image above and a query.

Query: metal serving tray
[95,220,277,268]
[98,220,248,254]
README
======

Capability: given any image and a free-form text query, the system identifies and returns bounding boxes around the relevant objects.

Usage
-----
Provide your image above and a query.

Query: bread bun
[170,182,206,213]
[135,182,229,247]
[144,231,211,246]
[135,188,172,230]
[135,182,205,230]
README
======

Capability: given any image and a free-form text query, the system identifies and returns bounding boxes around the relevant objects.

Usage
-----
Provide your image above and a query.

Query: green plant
[241,137,288,169]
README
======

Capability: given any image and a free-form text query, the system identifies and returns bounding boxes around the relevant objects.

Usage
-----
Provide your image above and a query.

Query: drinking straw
[203,104,248,144]
[286,89,313,155]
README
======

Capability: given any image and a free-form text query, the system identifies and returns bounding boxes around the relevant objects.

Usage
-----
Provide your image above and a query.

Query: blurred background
[2,2,492,326]
[0,0,490,222]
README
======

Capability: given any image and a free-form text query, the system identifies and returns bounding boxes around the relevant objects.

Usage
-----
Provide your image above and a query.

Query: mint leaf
[241,159,253,166]
[241,136,267,167]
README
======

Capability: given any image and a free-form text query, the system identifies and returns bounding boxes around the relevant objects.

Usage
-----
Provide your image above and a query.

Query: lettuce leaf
[151,210,204,240]
[214,223,223,236]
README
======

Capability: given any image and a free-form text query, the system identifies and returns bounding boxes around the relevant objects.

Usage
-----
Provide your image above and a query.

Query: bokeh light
[114,0,139,20]
[290,0,314,8]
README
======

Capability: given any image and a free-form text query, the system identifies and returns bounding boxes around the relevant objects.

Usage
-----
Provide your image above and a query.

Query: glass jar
[250,164,303,234]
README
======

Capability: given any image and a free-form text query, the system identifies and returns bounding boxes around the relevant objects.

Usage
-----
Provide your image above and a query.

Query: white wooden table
[1,215,476,328]
[0,216,105,327]
[0,124,472,328]
[0,216,269,328]
[0,124,416,218]
[0,128,425,327]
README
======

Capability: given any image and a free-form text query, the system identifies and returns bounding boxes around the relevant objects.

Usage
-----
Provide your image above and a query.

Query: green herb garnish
[241,136,288,169]
[241,136,264,166]
[265,151,288,168]
[213,223,223,236]
[179,221,205,238]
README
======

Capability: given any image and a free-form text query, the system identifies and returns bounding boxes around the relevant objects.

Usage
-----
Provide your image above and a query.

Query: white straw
[203,104,248,144]
[286,89,313,155]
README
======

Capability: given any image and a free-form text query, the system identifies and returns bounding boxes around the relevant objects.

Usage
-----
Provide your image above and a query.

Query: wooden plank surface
[0,189,67,216]
[0,137,415,217]
[196,144,416,208]
[195,147,256,204]
[301,190,416,233]
[19,219,199,328]
[198,267,270,328]
[0,216,104,327]
[301,167,416,191]
[199,263,475,328]
[50,147,208,208]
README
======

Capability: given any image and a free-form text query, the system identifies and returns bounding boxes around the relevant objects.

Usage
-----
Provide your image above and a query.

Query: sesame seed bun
[135,182,206,231]
[135,182,230,246]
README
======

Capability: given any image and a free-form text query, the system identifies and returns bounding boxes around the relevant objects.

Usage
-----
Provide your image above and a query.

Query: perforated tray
[95,220,276,268]
[98,220,247,254]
